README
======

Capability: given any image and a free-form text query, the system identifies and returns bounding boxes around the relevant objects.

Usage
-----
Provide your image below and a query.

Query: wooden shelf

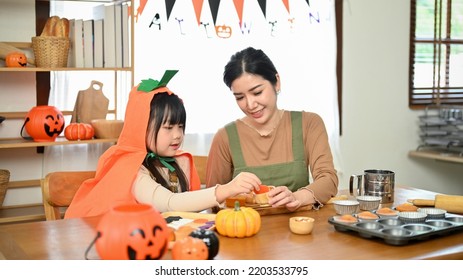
[1,109,117,120]
[0,137,117,149]
[409,150,463,164]
[0,66,132,72]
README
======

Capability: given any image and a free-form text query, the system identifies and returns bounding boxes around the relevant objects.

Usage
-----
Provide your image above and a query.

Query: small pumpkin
[5,51,27,67]
[64,122,94,140]
[172,236,208,260]
[95,204,169,260]
[189,228,219,259]
[215,201,261,238]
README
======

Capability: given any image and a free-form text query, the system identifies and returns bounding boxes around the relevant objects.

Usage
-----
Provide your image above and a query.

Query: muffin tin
[328,212,463,245]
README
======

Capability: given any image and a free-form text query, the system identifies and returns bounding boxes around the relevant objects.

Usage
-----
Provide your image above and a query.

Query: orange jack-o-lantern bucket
[90,204,169,260]
[21,105,65,142]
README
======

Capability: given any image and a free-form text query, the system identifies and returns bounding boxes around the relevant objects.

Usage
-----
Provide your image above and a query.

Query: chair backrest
[192,155,208,186]
[41,156,208,221]
[41,171,95,220]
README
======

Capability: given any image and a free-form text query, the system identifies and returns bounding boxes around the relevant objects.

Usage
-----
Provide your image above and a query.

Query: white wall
[339,0,463,195]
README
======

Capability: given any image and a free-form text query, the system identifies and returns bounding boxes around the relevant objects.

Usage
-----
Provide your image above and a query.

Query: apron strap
[291,111,305,162]
[225,121,246,167]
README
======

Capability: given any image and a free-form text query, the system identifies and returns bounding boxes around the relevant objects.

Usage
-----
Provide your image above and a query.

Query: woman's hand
[267,186,301,211]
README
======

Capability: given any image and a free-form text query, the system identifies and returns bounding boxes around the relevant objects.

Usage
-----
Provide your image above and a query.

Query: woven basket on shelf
[32,36,70,68]
[0,169,10,207]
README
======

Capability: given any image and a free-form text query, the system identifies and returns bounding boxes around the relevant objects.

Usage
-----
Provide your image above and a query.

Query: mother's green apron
[225,111,309,191]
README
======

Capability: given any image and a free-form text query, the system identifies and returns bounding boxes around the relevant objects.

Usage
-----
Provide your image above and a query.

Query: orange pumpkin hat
[65,70,201,219]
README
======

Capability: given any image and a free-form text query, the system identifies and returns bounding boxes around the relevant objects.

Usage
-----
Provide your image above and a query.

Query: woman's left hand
[267,186,301,211]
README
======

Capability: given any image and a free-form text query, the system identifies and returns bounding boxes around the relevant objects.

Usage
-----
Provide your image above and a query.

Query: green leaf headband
[138,70,179,92]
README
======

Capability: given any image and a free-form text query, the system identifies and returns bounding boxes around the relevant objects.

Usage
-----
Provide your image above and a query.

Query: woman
[206,47,338,211]
[65,70,259,218]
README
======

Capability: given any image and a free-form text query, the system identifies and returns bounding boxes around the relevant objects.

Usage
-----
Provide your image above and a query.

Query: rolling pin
[408,194,463,214]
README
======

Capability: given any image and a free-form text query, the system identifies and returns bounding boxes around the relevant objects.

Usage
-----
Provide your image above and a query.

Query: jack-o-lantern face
[44,114,65,137]
[6,51,27,67]
[172,236,208,260]
[24,106,65,142]
[215,25,232,38]
[95,204,169,260]
[126,225,168,260]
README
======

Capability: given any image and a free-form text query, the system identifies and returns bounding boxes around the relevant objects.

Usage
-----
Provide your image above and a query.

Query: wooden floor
[0,205,46,225]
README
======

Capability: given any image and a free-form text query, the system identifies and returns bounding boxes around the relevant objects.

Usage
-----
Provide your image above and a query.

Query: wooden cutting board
[71,80,109,124]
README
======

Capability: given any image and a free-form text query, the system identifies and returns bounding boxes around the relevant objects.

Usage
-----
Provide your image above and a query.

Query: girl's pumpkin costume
[65,71,200,218]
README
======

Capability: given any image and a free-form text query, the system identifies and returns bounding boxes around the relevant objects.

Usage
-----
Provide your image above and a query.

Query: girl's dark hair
[223,47,278,89]
[143,92,188,192]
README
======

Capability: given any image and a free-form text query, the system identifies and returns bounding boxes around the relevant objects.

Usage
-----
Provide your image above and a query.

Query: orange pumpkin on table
[64,122,94,140]
[172,236,208,260]
[215,201,261,238]
[5,51,27,67]
[94,204,169,260]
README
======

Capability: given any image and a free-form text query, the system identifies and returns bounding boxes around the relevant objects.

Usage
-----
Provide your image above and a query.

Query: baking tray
[328,213,463,245]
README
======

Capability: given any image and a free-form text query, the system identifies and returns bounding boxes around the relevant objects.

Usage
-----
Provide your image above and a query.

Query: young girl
[65,71,259,218]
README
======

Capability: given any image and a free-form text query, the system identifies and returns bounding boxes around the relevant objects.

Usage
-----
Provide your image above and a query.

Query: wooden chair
[41,155,208,221]
[192,155,208,187]
[41,171,95,220]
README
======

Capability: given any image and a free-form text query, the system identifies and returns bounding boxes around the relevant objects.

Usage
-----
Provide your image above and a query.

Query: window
[409,0,463,108]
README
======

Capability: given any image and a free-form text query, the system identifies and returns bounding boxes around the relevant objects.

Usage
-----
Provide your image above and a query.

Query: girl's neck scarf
[146,152,175,172]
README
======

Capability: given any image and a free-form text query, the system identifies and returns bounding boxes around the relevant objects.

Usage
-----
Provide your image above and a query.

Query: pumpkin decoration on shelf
[64,122,94,141]
[215,201,261,238]
[189,228,220,260]
[93,204,169,260]
[5,51,27,67]
[22,105,65,142]
[171,236,208,260]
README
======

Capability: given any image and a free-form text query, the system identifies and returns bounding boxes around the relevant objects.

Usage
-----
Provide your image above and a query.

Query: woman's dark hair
[143,92,188,192]
[223,47,278,89]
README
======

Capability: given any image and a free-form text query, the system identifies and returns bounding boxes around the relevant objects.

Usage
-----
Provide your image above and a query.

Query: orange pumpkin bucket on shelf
[86,204,170,260]
[21,105,65,142]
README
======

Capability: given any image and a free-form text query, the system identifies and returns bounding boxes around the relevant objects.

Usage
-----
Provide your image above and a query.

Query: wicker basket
[0,169,10,207]
[32,36,70,68]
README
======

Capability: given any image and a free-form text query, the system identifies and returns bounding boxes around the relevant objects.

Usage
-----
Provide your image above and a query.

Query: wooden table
[1,186,462,260]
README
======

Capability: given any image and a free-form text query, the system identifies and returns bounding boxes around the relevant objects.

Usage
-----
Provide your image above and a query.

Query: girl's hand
[215,172,261,203]
[227,172,261,194]
[267,186,301,211]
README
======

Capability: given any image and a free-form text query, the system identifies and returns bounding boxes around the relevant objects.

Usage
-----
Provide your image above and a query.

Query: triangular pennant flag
[165,0,176,21]
[208,0,220,26]
[192,0,204,26]
[257,0,267,19]
[282,0,290,14]
[233,0,244,28]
